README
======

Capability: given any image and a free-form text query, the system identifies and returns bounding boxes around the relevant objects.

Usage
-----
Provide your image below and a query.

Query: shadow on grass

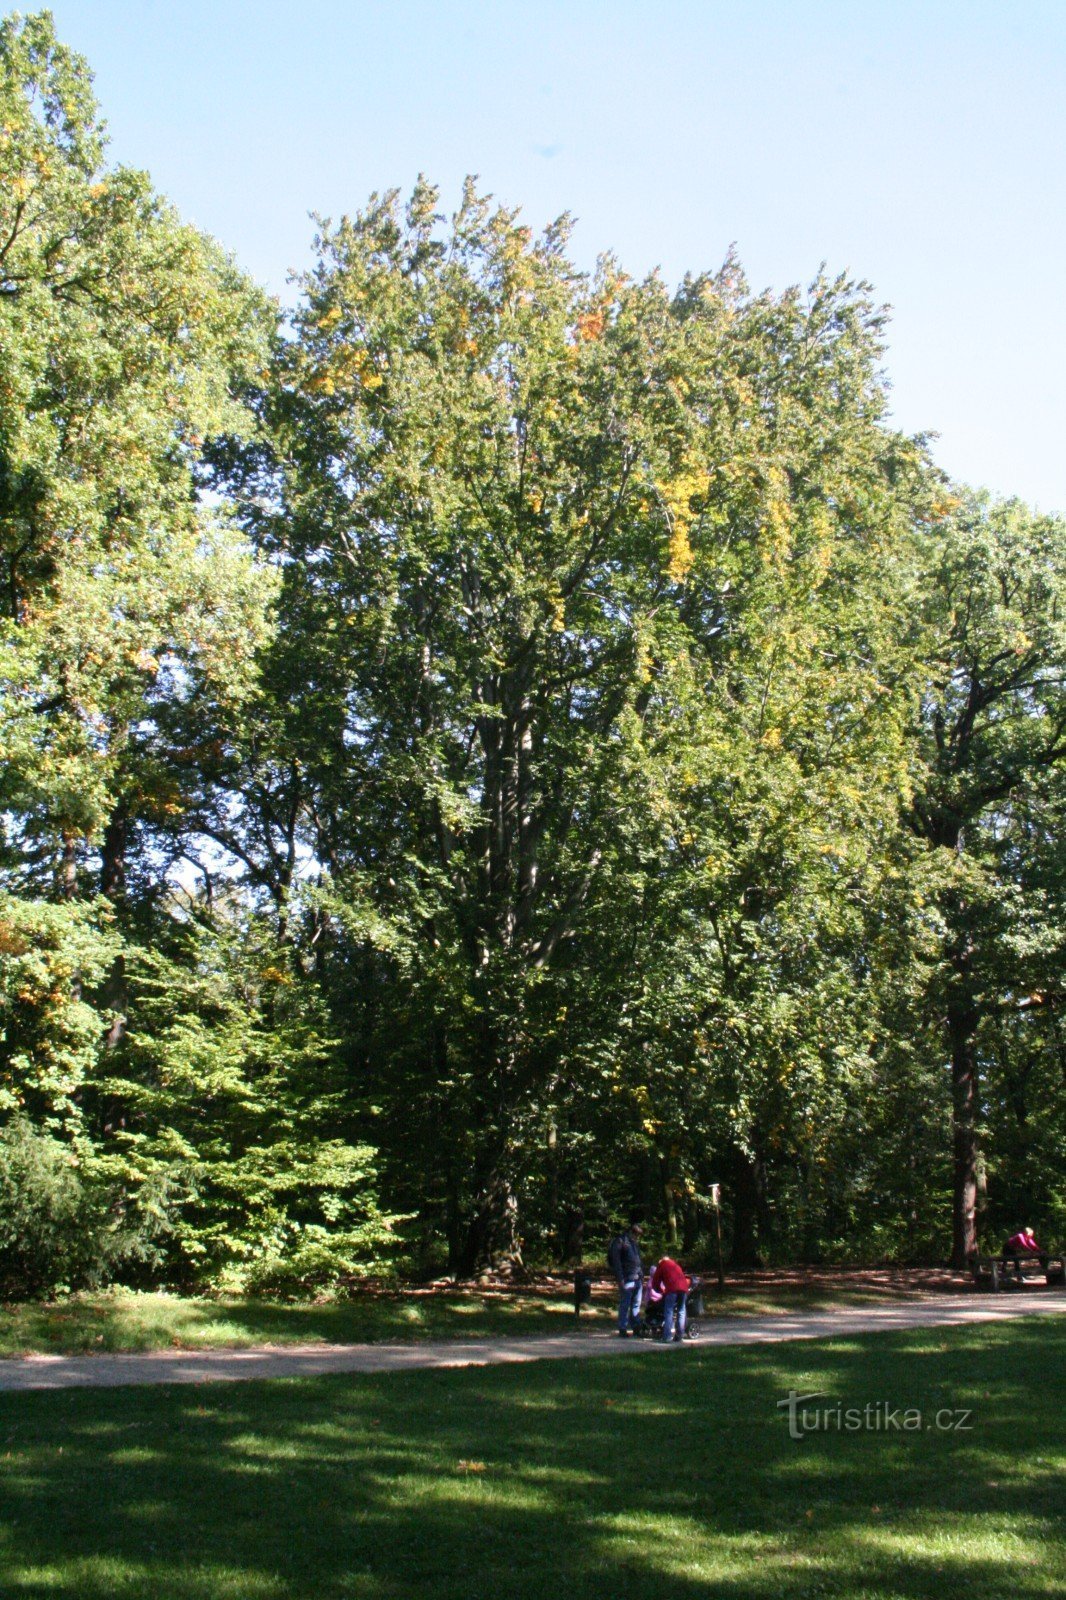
[0,1321,1062,1599]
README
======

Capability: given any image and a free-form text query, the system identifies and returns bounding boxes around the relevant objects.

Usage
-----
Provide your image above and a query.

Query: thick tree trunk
[729,1147,768,1268]
[458,1165,522,1277]
[559,1203,585,1266]
[948,999,979,1268]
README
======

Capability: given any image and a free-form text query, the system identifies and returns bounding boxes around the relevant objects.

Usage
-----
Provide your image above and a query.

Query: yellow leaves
[308,344,386,396]
[0,921,29,958]
[657,466,706,584]
[456,1460,487,1474]
[930,492,961,519]
[260,966,293,986]
[9,175,29,201]
[808,540,833,587]
[667,524,695,585]
[634,628,654,685]
[575,310,604,342]
[548,589,566,632]
[761,727,783,750]
[316,305,342,332]
[768,497,793,544]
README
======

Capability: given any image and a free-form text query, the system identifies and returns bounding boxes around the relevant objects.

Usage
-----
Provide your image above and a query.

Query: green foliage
[0,1118,169,1298]
[0,891,117,1134]
[92,904,404,1293]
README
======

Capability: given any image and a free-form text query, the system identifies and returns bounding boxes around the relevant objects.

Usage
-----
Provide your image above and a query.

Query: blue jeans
[618,1279,642,1332]
[662,1290,687,1341]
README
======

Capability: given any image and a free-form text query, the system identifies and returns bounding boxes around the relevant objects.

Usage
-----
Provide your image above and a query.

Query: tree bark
[948,997,979,1268]
[729,1147,768,1268]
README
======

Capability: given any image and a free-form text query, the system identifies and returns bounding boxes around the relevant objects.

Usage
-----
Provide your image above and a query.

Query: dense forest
[1,13,1063,1297]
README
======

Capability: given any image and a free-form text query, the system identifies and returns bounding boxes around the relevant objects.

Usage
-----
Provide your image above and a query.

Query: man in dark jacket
[609,1222,644,1336]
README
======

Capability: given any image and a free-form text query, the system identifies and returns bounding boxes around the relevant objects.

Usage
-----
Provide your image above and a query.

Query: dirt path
[2,1292,1063,1392]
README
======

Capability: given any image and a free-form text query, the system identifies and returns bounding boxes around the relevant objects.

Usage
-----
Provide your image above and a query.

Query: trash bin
[573,1271,593,1315]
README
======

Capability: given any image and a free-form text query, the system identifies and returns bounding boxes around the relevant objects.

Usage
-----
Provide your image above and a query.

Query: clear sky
[43,0,1066,514]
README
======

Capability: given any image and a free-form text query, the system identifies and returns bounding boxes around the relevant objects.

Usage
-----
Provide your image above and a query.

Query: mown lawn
[0,1272,973,1357]
[0,1318,1062,1599]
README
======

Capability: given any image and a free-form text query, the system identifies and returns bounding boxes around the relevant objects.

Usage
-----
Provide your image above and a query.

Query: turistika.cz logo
[778,1390,974,1441]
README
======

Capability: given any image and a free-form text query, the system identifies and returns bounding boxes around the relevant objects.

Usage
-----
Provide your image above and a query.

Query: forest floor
[0,1266,1036,1359]
[0,1265,980,1358]
[0,1316,1061,1598]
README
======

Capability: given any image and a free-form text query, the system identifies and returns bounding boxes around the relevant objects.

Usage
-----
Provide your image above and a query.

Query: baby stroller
[636,1275,703,1340]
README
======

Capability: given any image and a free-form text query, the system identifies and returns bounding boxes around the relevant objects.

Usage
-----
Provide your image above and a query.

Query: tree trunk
[949,999,979,1268]
[729,1147,768,1268]
[559,1203,585,1265]
[663,1166,679,1248]
[458,1164,522,1276]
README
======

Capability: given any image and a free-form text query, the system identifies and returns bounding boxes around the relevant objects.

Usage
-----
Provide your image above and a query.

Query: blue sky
[45,0,1066,513]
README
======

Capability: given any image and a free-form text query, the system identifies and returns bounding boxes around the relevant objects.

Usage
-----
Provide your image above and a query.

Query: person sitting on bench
[1004,1226,1042,1281]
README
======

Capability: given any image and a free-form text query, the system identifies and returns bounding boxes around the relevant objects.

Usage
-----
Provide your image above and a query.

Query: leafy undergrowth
[0,1319,1062,1598]
[0,1269,992,1357]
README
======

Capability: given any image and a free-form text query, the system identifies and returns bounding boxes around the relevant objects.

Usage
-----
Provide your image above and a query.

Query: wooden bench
[969,1252,1066,1291]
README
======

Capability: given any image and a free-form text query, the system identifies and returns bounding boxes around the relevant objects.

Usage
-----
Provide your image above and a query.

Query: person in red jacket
[649,1256,691,1343]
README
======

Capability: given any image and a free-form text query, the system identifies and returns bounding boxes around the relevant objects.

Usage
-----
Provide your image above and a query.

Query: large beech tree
[241,180,932,1269]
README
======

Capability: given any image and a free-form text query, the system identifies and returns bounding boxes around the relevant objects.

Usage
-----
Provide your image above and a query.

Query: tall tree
[908,493,1066,1265]
[0,9,273,1061]
[244,181,931,1268]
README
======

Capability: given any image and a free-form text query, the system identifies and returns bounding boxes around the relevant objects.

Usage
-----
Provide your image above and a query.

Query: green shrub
[0,1120,171,1299]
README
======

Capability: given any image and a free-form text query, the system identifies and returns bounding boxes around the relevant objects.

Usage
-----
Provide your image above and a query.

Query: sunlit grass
[0,1320,1062,1598]
[0,1274,978,1358]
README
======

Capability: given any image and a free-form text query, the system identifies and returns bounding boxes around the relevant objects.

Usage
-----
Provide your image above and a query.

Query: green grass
[0,1319,1063,1598]
[0,1276,964,1357]
[0,1285,608,1356]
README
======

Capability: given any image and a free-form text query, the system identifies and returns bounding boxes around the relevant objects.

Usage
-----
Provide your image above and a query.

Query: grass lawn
[0,1318,1062,1599]
[0,1271,974,1357]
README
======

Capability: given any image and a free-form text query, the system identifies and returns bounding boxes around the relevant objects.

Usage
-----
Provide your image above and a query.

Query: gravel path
[2,1292,1063,1392]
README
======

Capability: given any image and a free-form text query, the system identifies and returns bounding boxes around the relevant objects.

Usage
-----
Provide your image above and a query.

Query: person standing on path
[609,1221,644,1336]
[650,1255,691,1342]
